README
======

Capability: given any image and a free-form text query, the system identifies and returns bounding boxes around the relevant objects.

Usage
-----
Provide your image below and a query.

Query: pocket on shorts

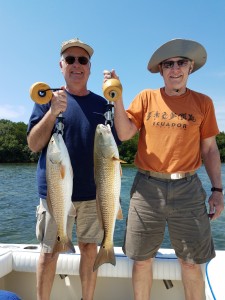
[130,172,141,198]
[67,203,76,238]
[36,203,47,242]
[193,175,207,201]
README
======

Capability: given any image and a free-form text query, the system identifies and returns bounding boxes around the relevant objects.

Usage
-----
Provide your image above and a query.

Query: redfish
[46,133,75,254]
[93,124,124,271]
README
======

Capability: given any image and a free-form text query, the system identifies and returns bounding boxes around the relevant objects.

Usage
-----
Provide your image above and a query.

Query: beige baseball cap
[148,38,207,73]
[60,38,94,57]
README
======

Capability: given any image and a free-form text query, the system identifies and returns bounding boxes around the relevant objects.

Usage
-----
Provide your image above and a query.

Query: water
[0,164,224,249]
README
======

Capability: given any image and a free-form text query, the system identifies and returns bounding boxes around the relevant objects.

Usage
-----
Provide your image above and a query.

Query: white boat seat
[2,244,224,300]
[1,245,184,280]
[1,245,207,282]
[0,249,13,278]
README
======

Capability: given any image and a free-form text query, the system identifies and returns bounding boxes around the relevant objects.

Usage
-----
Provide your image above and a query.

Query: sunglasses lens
[162,61,174,68]
[78,57,89,65]
[162,59,189,69]
[178,59,189,67]
[64,56,89,65]
[65,56,75,64]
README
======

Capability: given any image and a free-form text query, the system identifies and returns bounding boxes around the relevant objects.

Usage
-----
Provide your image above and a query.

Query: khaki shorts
[123,172,215,264]
[36,199,103,253]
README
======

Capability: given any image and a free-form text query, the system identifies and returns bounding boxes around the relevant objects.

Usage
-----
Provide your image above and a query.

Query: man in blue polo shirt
[27,38,118,300]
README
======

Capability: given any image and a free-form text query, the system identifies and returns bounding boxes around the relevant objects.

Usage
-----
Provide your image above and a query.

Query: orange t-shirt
[126,88,219,173]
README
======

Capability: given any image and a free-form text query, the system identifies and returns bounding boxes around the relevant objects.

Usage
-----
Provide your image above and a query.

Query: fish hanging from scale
[29,82,76,255]
[93,124,126,271]
[46,132,76,255]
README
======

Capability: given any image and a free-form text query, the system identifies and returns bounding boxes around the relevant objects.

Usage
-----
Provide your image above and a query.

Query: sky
[0,0,224,132]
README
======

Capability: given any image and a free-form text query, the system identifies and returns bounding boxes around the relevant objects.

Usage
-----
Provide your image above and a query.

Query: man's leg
[132,258,153,300]
[37,252,59,300]
[79,242,98,300]
[179,259,205,300]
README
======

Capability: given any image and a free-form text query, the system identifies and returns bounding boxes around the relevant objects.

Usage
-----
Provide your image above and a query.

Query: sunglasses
[161,59,190,69]
[63,56,90,65]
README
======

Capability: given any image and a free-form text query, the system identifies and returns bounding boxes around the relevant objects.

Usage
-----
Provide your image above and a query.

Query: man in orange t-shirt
[104,39,224,300]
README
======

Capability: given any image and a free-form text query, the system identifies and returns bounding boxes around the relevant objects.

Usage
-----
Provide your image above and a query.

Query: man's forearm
[114,98,137,141]
[27,110,57,153]
[203,147,222,188]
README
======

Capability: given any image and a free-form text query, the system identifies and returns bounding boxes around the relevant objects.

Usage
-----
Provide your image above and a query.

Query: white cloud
[0,104,26,121]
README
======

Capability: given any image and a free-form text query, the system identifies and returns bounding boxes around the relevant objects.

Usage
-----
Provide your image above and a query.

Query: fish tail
[52,236,75,255]
[93,245,116,271]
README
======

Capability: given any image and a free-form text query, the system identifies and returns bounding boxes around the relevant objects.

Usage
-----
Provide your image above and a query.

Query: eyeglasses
[63,56,90,65]
[161,59,190,69]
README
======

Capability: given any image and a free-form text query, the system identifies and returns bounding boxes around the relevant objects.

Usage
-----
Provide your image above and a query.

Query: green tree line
[0,119,39,163]
[0,119,225,163]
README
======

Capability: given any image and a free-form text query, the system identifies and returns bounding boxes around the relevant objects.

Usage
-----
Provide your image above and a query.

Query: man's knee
[79,242,97,253]
[133,258,153,270]
[179,258,203,281]
[38,252,59,266]
[179,259,200,270]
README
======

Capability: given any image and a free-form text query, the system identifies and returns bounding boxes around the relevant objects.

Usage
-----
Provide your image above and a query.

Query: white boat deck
[0,244,224,300]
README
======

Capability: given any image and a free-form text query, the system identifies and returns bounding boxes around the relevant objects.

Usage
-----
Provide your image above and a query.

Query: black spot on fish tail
[52,236,75,255]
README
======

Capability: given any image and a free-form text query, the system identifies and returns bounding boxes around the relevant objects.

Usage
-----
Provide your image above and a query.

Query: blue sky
[0,0,224,132]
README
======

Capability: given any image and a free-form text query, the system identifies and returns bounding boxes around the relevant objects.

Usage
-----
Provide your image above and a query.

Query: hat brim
[61,41,94,57]
[147,39,207,73]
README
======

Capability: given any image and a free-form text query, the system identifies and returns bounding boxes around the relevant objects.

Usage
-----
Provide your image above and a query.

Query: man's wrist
[211,187,224,195]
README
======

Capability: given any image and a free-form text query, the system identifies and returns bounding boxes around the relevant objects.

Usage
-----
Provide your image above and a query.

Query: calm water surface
[0,163,224,249]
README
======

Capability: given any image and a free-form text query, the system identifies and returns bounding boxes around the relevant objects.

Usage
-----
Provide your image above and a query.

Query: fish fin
[120,159,127,164]
[116,205,123,220]
[112,156,127,164]
[60,164,66,179]
[93,244,116,271]
[120,164,123,176]
[52,236,75,255]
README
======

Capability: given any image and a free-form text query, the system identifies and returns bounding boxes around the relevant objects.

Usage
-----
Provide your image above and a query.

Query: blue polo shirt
[27,90,120,201]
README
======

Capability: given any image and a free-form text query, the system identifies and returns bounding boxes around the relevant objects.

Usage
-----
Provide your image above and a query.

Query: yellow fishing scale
[102,71,123,127]
[29,74,123,129]
[29,82,64,134]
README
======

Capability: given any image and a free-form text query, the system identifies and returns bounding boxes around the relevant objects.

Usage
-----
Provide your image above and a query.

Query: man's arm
[104,70,138,141]
[27,90,67,152]
[114,98,138,141]
[201,136,224,220]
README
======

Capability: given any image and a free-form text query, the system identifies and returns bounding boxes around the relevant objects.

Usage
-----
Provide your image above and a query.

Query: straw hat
[147,38,207,73]
[60,38,94,57]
